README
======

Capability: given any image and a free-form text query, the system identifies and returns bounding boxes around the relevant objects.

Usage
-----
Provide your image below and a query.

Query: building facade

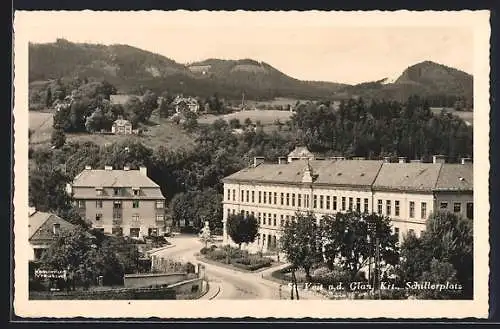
[112,118,133,135]
[69,166,167,238]
[221,147,473,252]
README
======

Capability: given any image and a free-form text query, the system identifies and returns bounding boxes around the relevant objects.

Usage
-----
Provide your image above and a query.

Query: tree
[51,128,66,148]
[226,213,259,249]
[45,87,53,108]
[123,96,144,127]
[142,90,158,121]
[244,118,253,127]
[399,211,473,299]
[182,110,198,132]
[279,212,323,281]
[321,211,399,281]
[229,118,241,129]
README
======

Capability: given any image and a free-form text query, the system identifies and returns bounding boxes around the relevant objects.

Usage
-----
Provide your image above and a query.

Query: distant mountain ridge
[29,39,473,104]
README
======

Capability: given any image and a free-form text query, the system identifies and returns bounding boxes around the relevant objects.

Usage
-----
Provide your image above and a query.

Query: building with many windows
[68,165,166,238]
[221,148,473,252]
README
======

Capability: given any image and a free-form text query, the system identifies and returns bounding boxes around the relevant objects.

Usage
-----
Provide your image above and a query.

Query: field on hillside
[198,109,294,126]
[29,111,195,150]
[430,107,473,125]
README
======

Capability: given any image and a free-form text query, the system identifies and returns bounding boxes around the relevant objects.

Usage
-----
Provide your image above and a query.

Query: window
[258,213,261,224]
[246,211,249,217]
[130,228,140,238]
[326,196,330,210]
[77,200,85,208]
[268,191,272,204]
[298,194,302,208]
[262,213,266,225]
[409,201,415,218]
[320,195,324,209]
[268,213,272,225]
[241,191,244,202]
[394,227,400,239]
[341,197,346,211]
[96,200,103,208]
[263,192,267,204]
[356,198,361,212]
[232,209,235,214]
[274,192,277,204]
[305,194,310,208]
[156,201,164,209]
[273,214,277,226]
[148,228,158,237]
[132,214,139,222]
[466,202,473,219]
[285,215,290,224]
[280,193,284,205]
[156,214,164,222]
[233,190,236,201]
[246,190,249,203]
[364,198,369,213]
[333,196,337,211]
[286,193,290,206]
[113,201,122,209]
[262,234,266,245]
[227,189,231,200]
[313,195,317,208]
[251,211,255,217]
[133,188,140,196]
[258,191,261,203]
[95,213,102,221]
[386,200,391,216]
[53,223,60,235]
[227,209,231,218]
[440,202,448,210]
[112,227,123,236]
[292,193,296,207]
[33,248,44,260]
[133,200,140,208]
[349,197,353,210]
[421,202,427,219]
[377,200,383,214]
[395,200,400,216]
[114,188,120,196]
[454,202,461,213]
[251,191,255,203]
[280,219,284,226]
[96,188,103,196]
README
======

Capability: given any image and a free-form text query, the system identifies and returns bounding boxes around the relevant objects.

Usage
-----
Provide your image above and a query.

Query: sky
[19,11,476,84]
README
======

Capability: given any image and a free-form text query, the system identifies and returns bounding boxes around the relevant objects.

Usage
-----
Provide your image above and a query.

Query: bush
[206,249,227,261]
[200,247,210,255]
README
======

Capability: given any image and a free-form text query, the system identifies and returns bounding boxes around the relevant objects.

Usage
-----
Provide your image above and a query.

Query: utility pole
[375,237,381,300]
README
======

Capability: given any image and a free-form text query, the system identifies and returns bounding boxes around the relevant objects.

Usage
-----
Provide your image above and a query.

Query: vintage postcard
[13,10,490,318]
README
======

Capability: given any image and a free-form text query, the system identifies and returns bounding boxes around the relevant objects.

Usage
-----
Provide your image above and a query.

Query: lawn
[198,109,294,126]
[29,110,195,150]
[430,107,473,125]
[199,245,274,272]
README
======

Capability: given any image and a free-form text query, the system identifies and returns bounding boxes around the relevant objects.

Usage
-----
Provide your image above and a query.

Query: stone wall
[123,272,187,288]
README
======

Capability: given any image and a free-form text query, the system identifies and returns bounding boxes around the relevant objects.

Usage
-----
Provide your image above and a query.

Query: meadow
[198,109,294,126]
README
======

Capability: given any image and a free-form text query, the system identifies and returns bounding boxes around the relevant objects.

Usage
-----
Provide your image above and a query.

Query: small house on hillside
[112,118,133,135]
[172,95,200,113]
[28,208,78,261]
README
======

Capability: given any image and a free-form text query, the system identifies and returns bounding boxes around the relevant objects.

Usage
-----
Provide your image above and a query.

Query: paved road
[152,235,323,300]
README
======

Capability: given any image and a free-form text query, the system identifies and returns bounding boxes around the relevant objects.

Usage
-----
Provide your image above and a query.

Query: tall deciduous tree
[226,213,259,249]
[279,211,323,281]
[399,211,473,299]
[321,211,399,280]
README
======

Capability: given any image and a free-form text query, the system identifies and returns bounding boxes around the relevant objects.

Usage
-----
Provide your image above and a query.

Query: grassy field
[29,111,195,150]
[198,109,294,126]
[430,107,473,125]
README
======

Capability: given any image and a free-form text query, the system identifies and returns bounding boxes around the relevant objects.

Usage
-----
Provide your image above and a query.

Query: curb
[199,281,221,300]
[148,244,176,255]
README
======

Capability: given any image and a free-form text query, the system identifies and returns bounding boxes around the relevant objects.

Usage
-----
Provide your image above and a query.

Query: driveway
[151,235,325,300]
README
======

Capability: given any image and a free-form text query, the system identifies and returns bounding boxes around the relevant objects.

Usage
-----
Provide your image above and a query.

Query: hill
[335,61,473,109]
[29,39,346,100]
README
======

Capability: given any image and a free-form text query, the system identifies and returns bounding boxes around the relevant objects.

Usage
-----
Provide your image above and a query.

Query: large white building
[221,147,473,252]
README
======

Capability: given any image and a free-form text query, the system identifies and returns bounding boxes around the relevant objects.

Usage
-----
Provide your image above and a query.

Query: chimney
[432,155,446,164]
[85,165,92,170]
[410,159,422,163]
[278,157,287,165]
[383,156,391,163]
[124,166,130,171]
[139,166,148,176]
[461,157,473,165]
[105,165,113,170]
[253,157,265,167]
[398,157,407,164]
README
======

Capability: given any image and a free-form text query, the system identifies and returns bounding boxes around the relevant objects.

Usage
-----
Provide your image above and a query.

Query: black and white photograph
[13,10,490,318]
